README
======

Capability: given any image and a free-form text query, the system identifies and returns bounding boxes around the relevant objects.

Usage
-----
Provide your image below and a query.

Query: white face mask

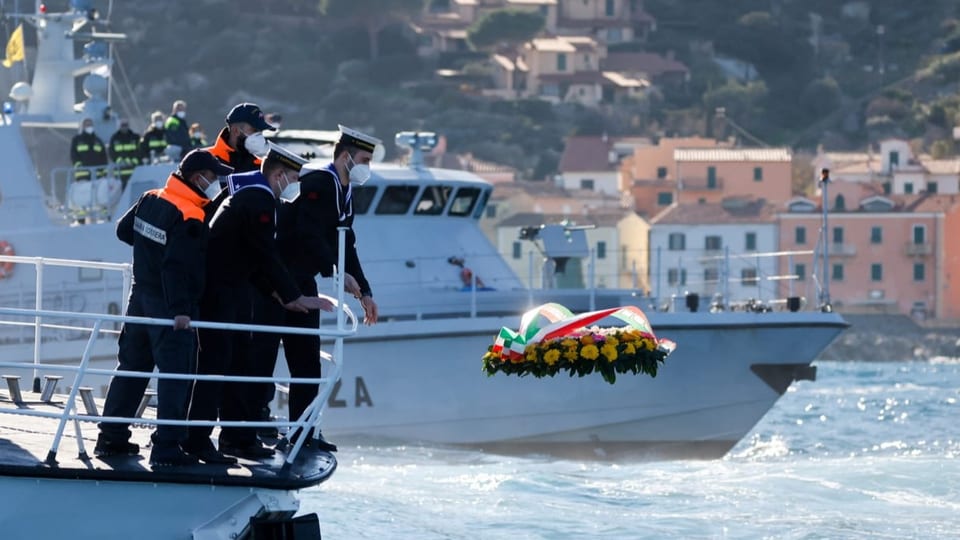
[347,154,372,186]
[244,132,269,158]
[176,111,186,119]
[83,126,94,134]
[279,172,300,201]
[204,181,222,200]
[154,120,163,129]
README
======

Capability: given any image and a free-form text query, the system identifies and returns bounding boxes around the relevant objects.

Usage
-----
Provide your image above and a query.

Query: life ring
[0,241,13,279]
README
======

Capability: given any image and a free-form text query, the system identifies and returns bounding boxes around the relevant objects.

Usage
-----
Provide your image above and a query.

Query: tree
[467,9,545,51]
[319,0,425,60]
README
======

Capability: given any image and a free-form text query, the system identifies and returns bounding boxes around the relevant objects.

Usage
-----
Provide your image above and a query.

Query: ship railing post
[756,252,763,303]
[819,169,832,310]
[33,257,44,393]
[655,246,661,308]
[470,270,477,317]
[47,318,102,464]
[723,247,730,310]
[588,248,596,311]
[787,252,795,299]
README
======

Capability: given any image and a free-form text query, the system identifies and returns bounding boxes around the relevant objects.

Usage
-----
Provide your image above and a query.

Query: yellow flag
[2,24,25,68]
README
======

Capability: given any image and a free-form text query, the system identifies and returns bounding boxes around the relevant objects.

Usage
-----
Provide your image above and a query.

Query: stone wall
[818,314,960,361]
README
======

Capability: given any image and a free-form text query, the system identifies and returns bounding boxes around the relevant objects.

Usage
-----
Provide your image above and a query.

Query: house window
[927,181,938,193]
[835,194,845,210]
[871,263,883,282]
[753,167,762,181]
[904,182,914,194]
[882,182,891,194]
[889,150,899,168]
[795,263,806,282]
[913,225,925,244]
[512,241,522,259]
[704,235,722,251]
[607,28,622,42]
[621,244,628,269]
[557,53,567,71]
[605,0,615,16]
[656,166,668,179]
[667,268,687,286]
[832,226,843,244]
[597,241,607,259]
[707,166,717,189]
[704,267,719,284]
[795,226,806,244]
[745,232,756,251]
[485,204,497,218]
[580,178,595,190]
[541,84,560,97]
[668,233,685,251]
[656,192,673,205]
[913,263,925,281]
[832,263,844,281]
[741,268,758,286]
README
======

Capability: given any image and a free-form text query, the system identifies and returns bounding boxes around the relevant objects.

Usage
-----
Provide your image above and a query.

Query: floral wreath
[482,303,675,384]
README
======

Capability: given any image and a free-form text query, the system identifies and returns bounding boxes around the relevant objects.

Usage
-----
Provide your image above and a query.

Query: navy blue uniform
[99,174,209,447]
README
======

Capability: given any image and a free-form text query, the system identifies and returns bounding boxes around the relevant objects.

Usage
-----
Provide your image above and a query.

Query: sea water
[303,360,960,539]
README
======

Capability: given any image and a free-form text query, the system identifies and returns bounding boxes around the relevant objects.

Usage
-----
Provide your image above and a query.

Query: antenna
[394,131,438,170]
[817,168,832,312]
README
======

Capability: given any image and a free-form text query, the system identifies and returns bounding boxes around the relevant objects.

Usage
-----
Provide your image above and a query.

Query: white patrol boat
[0,1,848,467]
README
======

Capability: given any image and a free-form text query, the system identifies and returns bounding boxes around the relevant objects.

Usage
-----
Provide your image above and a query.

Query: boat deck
[0,389,336,490]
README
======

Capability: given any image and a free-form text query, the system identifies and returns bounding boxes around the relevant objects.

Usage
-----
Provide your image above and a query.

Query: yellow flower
[605,336,619,348]
[544,349,560,365]
[563,349,579,361]
[642,338,655,351]
[623,343,636,354]
[526,349,538,362]
[601,344,618,362]
[561,339,578,349]
[581,344,599,360]
[580,335,595,345]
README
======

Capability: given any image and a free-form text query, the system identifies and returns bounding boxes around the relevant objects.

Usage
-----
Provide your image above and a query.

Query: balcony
[679,176,724,191]
[828,243,857,257]
[904,242,932,256]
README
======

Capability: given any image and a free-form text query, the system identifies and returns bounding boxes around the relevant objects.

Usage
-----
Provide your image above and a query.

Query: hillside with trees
[99,0,960,179]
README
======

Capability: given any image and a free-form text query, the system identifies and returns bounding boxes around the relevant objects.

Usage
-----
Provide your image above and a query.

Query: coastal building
[649,198,779,304]
[620,136,721,216]
[813,139,960,196]
[777,191,960,319]
[674,147,793,204]
[556,134,650,195]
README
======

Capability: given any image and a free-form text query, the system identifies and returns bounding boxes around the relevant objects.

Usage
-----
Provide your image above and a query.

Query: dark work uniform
[140,126,167,163]
[70,131,107,181]
[252,163,373,441]
[108,128,142,186]
[165,114,191,159]
[99,174,210,448]
[185,171,302,449]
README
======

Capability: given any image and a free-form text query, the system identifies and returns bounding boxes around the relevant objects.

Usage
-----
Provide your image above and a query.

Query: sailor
[140,111,168,163]
[251,125,381,453]
[206,102,273,175]
[189,122,206,148]
[184,144,333,462]
[164,99,191,159]
[107,118,141,187]
[70,117,107,181]
[95,149,234,467]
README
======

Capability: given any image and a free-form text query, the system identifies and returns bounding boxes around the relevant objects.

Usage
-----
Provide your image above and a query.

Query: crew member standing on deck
[108,118,141,188]
[70,117,107,181]
[164,99,191,160]
[251,125,381,453]
[184,145,333,463]
[140,111,168,164]
[95,149,233,467]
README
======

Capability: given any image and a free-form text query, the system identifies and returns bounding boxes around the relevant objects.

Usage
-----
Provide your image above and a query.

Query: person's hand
[309,296,336,312]
[283,296,310,313]
[284,295,335,313]
[173,315,191,330]
[343,273,361,298]
[360,295,378,325]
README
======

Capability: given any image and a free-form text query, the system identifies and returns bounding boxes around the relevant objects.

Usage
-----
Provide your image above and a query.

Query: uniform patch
[133,217,167,245]
[307,192,318,200]
[259,213,271,224]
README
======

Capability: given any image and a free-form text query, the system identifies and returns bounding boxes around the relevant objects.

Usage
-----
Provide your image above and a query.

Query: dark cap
[225,103,273,132]
[264,143,308,172]
[178,149,234,178]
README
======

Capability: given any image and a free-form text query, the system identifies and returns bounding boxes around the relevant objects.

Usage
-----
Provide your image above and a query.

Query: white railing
[0,228,356,466]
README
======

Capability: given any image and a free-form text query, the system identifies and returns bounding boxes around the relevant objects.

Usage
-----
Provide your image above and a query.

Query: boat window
[352,185,376,215]
[471,189,490,219]
[375,185,419,215]
[414,185,452,215]
[449,187,481,217]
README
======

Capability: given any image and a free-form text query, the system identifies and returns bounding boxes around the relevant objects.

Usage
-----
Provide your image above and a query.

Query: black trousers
[100,288,197,445]
[185,283,252,446]
[249,278,322,442]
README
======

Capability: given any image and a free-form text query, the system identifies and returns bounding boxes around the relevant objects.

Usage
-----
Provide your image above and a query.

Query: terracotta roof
[651,199,778,225]
[529,38,576,53]
[921,157,960,175]
[601,52,689,78]
[559,135,615,172]
[674,148,792,162]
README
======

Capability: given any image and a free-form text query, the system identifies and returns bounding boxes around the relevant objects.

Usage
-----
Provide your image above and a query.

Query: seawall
[818,314,960,361]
